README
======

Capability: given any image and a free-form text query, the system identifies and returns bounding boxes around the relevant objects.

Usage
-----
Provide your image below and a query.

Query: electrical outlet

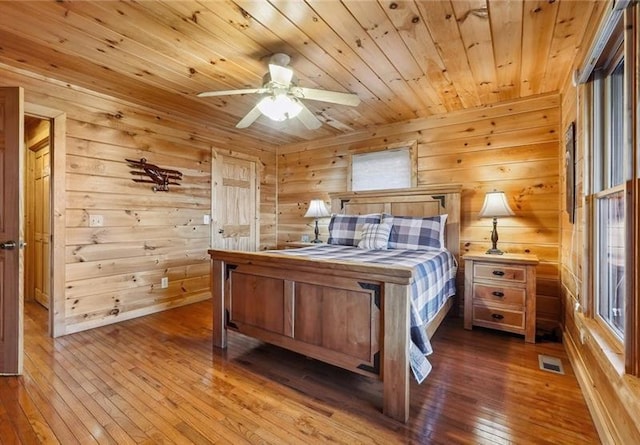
[161,277,169,289]
[203,214,211,225]
[89,214,104,227]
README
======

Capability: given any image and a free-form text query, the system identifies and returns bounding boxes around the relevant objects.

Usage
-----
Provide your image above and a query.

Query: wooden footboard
[209,249,415,422]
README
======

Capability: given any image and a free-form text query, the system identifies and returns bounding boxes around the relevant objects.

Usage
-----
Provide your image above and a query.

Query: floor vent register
[538,355,565,375]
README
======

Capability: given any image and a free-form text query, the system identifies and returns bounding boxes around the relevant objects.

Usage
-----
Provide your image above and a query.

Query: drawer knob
[491,313,504,320]
[492,291,505,298]
[492,270,505,276]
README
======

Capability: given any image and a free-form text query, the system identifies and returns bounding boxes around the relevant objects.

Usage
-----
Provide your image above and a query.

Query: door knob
[0,241,16,250]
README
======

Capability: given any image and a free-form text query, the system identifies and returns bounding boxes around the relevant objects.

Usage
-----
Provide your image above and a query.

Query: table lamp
[479,190,514,255]
[304,199,330,243]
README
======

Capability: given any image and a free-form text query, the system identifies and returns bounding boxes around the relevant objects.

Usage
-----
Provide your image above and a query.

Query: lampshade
[304,199,330,218]
[479,191,515,218]
[257,94,303,121]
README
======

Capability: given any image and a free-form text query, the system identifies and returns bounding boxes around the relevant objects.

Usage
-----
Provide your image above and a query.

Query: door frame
[25,102,66,338]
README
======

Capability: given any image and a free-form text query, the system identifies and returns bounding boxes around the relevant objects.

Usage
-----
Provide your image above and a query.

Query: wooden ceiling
[0,1,603,146]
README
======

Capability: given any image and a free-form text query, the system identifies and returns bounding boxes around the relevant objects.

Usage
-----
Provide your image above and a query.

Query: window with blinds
[351,148,412,191]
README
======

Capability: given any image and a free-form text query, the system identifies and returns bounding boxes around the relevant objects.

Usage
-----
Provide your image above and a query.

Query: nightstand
[463,253,539,343]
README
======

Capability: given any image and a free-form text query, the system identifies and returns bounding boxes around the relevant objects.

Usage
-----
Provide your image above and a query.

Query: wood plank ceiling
[0,1,600,146]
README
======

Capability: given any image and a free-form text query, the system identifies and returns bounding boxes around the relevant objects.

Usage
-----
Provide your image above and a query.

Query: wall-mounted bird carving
[126,158,182,192]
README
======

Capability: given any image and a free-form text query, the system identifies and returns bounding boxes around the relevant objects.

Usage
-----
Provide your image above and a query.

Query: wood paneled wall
[0,63,277,335]
[277,93,561,329]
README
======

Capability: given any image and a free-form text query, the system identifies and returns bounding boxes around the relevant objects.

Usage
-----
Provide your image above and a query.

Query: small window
[351,148,413,191]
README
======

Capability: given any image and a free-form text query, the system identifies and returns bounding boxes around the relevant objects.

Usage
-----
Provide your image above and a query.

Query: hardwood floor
[1,301,600,444]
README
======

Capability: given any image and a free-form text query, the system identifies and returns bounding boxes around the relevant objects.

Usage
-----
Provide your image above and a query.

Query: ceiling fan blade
[291,87,360,106]
[236,105,263,128]
[296,103,322,130]
[197,88,267,98]
[268,64,293,86]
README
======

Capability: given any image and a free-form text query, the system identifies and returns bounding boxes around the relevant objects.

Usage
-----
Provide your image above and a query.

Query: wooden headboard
[329,185,462,262]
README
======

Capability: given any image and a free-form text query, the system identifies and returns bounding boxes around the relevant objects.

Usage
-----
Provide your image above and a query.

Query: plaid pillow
[357,222,392,250]
[327,213,381,246]
[383,214,447,250]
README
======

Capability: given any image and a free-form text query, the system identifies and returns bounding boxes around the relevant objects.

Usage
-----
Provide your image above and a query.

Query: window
[583,6,638,372]
[350,147,414,191]
[591,53,627,339]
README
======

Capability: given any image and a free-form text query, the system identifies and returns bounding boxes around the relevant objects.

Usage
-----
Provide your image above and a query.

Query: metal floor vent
[538,355,565,375]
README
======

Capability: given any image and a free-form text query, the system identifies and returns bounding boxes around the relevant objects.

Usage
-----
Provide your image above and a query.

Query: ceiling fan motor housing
[261,72,298,90]
[269,53,291,67]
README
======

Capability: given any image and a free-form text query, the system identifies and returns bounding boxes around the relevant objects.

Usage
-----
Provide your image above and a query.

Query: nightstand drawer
[474,263,526,282]
[473,306,524,330]
[473,283,525,307]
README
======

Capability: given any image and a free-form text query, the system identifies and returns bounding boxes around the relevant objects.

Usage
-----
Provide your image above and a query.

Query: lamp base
[486,217,504,255]
[311,219,322,243]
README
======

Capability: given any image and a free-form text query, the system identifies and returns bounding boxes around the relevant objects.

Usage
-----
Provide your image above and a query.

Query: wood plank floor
[1,301,600,444]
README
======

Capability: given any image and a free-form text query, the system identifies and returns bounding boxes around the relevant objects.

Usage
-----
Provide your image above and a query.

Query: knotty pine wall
[277,93,561,330]
[0,63,277,335]
[559,75,585,337]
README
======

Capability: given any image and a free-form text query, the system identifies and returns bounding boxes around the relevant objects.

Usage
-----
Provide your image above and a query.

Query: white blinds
[351,148,411,191]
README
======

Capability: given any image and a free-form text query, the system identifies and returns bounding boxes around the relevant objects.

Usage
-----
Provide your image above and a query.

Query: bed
[208,185,461,422]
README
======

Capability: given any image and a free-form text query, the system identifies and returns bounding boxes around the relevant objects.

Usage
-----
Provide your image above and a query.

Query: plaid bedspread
[272,244,457,383]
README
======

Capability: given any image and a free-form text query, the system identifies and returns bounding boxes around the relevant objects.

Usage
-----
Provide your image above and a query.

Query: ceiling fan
[197,53,360,130]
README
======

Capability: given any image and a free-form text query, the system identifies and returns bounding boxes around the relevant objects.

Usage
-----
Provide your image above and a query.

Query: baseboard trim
[563,328,618,445]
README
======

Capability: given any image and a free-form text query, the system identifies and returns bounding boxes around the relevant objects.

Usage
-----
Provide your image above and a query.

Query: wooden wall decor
[565,122,576,224]
[126,158,182,192]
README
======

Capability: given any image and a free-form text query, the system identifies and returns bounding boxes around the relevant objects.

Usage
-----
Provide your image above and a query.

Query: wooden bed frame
[209,185,461,422]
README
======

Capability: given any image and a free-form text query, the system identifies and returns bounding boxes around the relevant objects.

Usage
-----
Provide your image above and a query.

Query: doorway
[211,151,260,251]
[24,102,66,339]
[0,89,65,375]
[24,115,51,311]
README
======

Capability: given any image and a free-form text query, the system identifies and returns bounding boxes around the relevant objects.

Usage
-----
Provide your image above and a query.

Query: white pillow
[357,222,392,250]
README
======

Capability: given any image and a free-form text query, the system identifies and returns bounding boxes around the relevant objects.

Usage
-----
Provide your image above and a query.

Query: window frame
[582,6,639,376]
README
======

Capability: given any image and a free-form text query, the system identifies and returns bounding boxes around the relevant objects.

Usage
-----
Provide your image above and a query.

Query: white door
[26,136,51,309]
[211,153,259,251]
[0,87,24,375]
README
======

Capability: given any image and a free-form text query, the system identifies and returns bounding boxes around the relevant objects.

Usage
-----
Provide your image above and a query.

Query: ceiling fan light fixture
[257,95,303,121]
